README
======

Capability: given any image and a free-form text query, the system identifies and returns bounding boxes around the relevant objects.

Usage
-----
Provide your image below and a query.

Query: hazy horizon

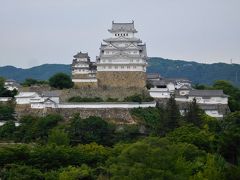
[1,0,240,68]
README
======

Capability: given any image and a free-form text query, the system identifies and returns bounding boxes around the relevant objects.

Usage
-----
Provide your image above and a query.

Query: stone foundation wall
[15,105,134,124]
[74,82,98,88]
[97,71,146,88]
[72,74,90,79]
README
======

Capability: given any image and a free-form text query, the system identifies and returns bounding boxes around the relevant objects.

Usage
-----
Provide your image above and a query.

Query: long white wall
[31,102,156,109]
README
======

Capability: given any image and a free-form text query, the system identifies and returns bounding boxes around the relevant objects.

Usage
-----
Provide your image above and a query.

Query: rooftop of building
[108,21,137,33]
[73,52,90,59]
[188,90,228,97]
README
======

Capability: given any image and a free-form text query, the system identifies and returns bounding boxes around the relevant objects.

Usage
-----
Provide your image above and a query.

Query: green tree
[48,128,70,146]
[162,95,180,134]
[0,104,15,121]
[185,98,204,128]
[107,137,208,179]
[0,120,16,139]
[69,115,113,145]
[59,165,93,180]
[218,111,240,165]
[0,76,5,88]
[213,80,240,112]
[49,73,73,89]
[1,164,43,180]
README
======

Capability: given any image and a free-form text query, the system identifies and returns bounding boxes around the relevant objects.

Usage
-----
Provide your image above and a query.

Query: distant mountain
[147,58,240,86]
[0,64,71,82]
[0,58,240,86]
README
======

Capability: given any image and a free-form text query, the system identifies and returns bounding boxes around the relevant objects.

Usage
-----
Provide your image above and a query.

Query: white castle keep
[72,21,148,88]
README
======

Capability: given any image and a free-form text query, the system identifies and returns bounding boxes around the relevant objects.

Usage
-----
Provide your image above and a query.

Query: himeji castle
[71,21,148,88]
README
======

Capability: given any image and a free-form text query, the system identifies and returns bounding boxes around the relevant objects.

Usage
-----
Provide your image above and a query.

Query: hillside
[0,58,240,86]
[148,58,240,86]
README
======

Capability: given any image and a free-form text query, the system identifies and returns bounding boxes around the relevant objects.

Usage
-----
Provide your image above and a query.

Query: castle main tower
[96,21,148,88]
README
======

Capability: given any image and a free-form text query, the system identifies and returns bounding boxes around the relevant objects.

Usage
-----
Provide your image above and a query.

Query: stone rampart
[97,71,146,88]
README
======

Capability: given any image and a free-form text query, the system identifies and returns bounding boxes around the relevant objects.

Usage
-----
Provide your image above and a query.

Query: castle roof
[188,90,228,97]
[73,52,90,59]
[108,21,137,33]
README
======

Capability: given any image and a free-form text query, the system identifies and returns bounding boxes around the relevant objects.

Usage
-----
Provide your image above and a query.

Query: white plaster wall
[188,96,228,104]
[58,102,156,109]
[97,65,145,72]
[16,98,32,104]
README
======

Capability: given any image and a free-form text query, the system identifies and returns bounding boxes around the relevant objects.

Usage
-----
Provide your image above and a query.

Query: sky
[0,0,240,68]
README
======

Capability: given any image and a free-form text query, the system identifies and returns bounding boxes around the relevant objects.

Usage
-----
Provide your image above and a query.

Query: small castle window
[121,66,124,69]
[127,66,130,69]
[126,34,128,36]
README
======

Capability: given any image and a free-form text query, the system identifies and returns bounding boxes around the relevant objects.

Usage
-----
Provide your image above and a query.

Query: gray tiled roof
[73,52,90,59]
[189,90,228,97]
[147,73,161,80]
[109,21,137,33]
[41,91,60,97]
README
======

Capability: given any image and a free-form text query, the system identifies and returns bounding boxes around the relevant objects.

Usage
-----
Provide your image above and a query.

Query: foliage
[166,125,214,152]
[0,103,15,121]
[69,115,114,146]
[185,98,204,128]
[218,111,240,165]
[1,164,44,180]
[49,73,73,89]
[68,96,103,102]
[131,107,162,134]
[0,76,5,88]
[161,95,181,134]
[0,120,16,139]
[21,78,48,87]
[106,137,214,179]
[48,128,70,146]
[58,165,93,180]
[15,114,63,143]
[213,80,240,112]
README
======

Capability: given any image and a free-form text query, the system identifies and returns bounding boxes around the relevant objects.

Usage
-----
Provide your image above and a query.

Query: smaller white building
[0,97,12,102]
[31,98,58,109]
[15,92,40,104]
[4,79,19,91]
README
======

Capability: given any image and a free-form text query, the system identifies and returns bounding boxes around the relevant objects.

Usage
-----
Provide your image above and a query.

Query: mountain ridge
[0,57,240,86]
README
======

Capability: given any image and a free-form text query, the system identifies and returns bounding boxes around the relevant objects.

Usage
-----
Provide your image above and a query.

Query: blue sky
[0,0,240,68]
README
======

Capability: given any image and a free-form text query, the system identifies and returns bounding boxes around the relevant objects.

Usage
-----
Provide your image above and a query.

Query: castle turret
[71,52,97,88]
[96,21,148,88]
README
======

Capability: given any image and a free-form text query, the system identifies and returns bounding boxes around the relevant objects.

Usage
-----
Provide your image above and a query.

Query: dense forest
[1,58,240,86]
[0,77,240,179]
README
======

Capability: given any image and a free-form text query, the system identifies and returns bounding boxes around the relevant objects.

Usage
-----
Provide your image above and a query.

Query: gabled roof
[103,37,142,43]
[15,92,39,98]
[108,21,137,33]
[189,90,228,97]
[41,91,60,97]
[73,52,90,59]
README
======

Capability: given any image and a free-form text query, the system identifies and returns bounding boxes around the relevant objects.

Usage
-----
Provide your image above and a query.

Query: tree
[58,165,93,180]
[162,95,181,134]
[213,80,240,112]
[0,104,15,121]
[218,111,240,165]
[48,128,70,146]
[0,77,5,88]
[185,98,204,128]
[1,164,43,180]
[0,120,16,139]
[106,137,212,179]
[49,73,73,89]
[69,115,113,145]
